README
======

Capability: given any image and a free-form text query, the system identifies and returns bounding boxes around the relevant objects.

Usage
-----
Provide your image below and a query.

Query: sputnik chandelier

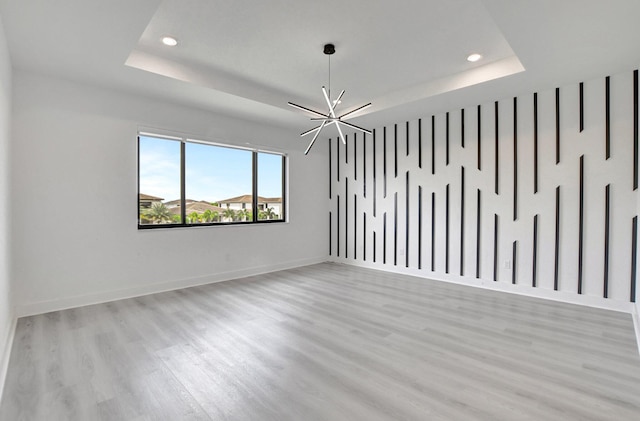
[288,43,372,155]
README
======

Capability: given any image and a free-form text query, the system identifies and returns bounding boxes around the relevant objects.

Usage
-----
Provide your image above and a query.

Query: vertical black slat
[394,192,398,266]
[363,133,367,198]
[345,179,348,259]
[556,87,561,164]
[329,212,332,256]
[606,76,611,160]
[460,166,465,276]
[634,70,639,190]
[445,184,450,274]
[554,186,560,291]
[406,121,410,156]
[578,155,584,294]
[337,195,340,257]
[461,108,465,148]
[431,192,436,271]
[431,115,436,175]
[446,112,450,166]
[631,216,638,302]
[476,189,481,279]
[354,194,357,260]
[383,127,387,198]
[354,133,357,181]
[373,231,377,263]
[477,105,482,171]
[345,134,348,165]
[512,241,517,284]
[329,138,332,199]
[534,93,539,194]
[180,141,186,224]
[493,213,498,282]
[363,213,367,262]
[337,137,340,182]
[418,186,423,270]
[373,129,377,217]
[580,82,584,132]
[383,212,387,264]
[533,214,539,287]
[513,97,518,221]
[406,171,410,268]
[495,101,499,194]
[418,118,422,169]
[394,124,398,178]
[604,184,610,298]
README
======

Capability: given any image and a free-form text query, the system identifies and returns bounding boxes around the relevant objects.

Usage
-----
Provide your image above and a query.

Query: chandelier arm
[338,102,372,120]
[305,121,327,155]
[288,102,327,118]
[339,120,373,135]
[300,125,323,137]
[335,120,346,145]
[333,90,346,110]
[322,87,337,118]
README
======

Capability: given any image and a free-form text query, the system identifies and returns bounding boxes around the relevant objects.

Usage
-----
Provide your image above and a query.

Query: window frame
[137,132,287,229]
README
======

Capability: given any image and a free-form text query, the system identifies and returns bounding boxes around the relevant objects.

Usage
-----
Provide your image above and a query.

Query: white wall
[331,69,639,313]
[0,13,13,401]
[11,71,329,316]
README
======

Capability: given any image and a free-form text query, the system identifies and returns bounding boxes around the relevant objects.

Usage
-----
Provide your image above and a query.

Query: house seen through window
[138,134,285,227]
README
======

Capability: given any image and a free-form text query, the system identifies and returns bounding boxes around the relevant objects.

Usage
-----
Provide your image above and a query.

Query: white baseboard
[331,258,634,313]
[0,316,17,406]
[16,256,327,318]
[333,259,640,353]
[331,258,640,352]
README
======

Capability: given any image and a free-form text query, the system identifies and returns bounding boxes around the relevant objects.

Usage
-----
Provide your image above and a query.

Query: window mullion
[282,155,286,221]
[252,151,258,222]
[180,140,186,225]
[137,136,141,226]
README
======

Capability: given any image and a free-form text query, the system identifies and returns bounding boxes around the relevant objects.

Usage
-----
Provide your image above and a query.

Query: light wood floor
[1,263,640,420]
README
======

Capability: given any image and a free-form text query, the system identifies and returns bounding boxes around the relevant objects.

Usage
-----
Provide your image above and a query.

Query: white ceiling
[1,0,640,133]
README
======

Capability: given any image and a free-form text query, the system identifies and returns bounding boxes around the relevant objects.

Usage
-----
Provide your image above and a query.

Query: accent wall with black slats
[329,69,639,306]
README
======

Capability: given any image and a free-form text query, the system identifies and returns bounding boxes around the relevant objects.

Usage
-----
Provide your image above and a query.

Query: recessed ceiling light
[467,53,482,62]
[162,36,178,47]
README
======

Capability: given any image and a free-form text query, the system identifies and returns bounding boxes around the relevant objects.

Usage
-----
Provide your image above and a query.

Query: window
[138,133,286,228]
[257,152,285,221]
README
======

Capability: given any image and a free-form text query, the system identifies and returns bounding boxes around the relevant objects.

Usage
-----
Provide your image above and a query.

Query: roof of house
[169,201,226,215]
[218,194,253,204]
[139,193,164,201]
[218,194,282,204]
[164,199,196,207]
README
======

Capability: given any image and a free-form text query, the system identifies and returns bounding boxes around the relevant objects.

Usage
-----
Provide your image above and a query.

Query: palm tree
[202,209,214,223]
[258,210,267,220]
[212,211,220,222]
[223,208,236,222]
[237,209,251,221]
[265,207,277,220]
[188,211,200,223]
[145,202,173,224]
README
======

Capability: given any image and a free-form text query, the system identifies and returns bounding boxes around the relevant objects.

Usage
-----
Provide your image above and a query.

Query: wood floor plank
[2,262,640,420]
